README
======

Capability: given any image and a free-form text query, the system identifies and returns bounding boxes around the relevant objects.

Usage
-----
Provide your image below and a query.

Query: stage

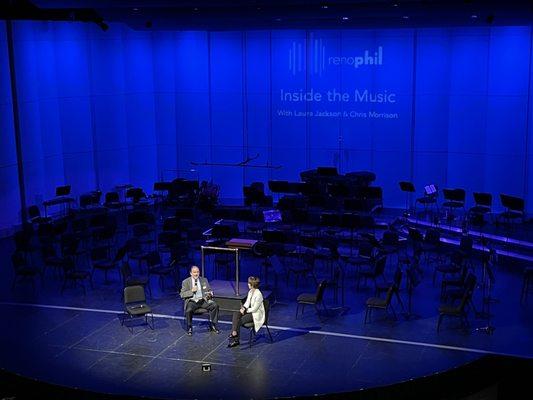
[1,209,532,399]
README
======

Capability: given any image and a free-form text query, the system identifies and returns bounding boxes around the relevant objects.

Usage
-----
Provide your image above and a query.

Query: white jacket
[243,289,265,332]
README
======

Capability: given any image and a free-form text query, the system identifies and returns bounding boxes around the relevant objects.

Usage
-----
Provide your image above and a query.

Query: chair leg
[265,325,273,342]
[249,329,253,348]
[364,307,369,324]
[390,303,397,320]
[437,314,444,332]
[295,304,299,319]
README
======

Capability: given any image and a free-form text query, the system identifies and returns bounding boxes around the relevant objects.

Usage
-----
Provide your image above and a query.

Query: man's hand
[192,286,198,292]
[240,307,245,315]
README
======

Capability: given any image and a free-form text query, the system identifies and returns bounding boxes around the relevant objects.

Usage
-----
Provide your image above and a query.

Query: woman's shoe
[227,339,240,348]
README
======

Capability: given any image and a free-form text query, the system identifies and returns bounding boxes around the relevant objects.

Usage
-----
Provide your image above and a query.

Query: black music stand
[55,185,71,197]
[342,213,360,255]
[399,181,415,216]
[475,237,497,335]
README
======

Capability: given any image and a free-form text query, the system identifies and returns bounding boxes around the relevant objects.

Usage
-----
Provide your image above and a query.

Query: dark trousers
[231,311,253,337]
[185,299,219,328]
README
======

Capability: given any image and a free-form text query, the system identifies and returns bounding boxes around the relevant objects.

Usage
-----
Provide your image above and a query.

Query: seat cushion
[297,293,316,303]
[366,297,387,307]
[127,278,148,286]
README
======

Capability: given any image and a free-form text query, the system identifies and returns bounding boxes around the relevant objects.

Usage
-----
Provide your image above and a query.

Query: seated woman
[228,276,265,348]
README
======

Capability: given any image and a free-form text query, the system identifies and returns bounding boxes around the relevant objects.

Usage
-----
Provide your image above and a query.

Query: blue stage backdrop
[0,21,532,229]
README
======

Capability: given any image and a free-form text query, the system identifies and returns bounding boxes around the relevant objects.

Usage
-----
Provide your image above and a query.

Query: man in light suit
[180,265,220,336]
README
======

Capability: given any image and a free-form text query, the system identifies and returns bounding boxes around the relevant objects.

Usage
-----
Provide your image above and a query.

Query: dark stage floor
[1,209,532,399]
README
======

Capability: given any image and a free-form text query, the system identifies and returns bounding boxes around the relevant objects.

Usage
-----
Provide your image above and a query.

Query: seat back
[263,299,271,325]
[146,251,161,268]
[382,230,399,246]
[121,262,133,282]
[473,192,492,207]
[358,241,374,258]
[408,227,423,242]
[500,194,524,213]
[315,280,328,302]
[393,267,403,289]
[374,255,387,277]
[384,284,395,305]
[443,188,465,203]
[114,245,128,262]
[28,205,41,219]
[91,246,110,262]
[124,285,146,304]
[105,191,120,203]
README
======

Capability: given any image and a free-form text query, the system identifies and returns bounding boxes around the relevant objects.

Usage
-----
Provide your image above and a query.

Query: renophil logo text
[329,46,383,69]
[289,41,383,75]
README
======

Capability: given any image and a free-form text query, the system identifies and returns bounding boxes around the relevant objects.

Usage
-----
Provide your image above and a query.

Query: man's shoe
[187,327,192,336]
[227,339,239,348]
[210,325,220,334]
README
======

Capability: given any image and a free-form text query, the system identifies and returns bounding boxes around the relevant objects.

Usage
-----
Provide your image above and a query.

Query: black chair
[364,283,397,324]
[415,184,439,219]
[287,249,317,288]
[442,188,466,223]
[356,254,387,291]
[499,194,525,224]
[121,261,151,298]
[436,278,475,332]
[242,299,274,348]
[103,191,122,209]
[126,187,148,205]
[11,251,40,290]
[468,192,492,225]
[61,257,92,295]
[442,272,477,308]
[27,205,51,225]
[296,280,328,319]
[421,228,443,265]
[122,285,154,332]
[146,251,175,291]
[91,245,126,283]
[375,267,404,309]
[433,251,463,286]
[380,230,400,264]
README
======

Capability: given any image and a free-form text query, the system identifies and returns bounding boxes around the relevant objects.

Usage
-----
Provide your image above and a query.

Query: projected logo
[288,40,383,76]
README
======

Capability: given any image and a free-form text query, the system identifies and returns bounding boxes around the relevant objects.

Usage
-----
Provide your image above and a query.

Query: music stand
[404,256,423,320]
[399,181,415,217]
[55,185,71,197]
[475,238,497,335]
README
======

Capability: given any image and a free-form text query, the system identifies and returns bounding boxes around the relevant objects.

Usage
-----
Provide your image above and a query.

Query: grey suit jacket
[180,277,212,309]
